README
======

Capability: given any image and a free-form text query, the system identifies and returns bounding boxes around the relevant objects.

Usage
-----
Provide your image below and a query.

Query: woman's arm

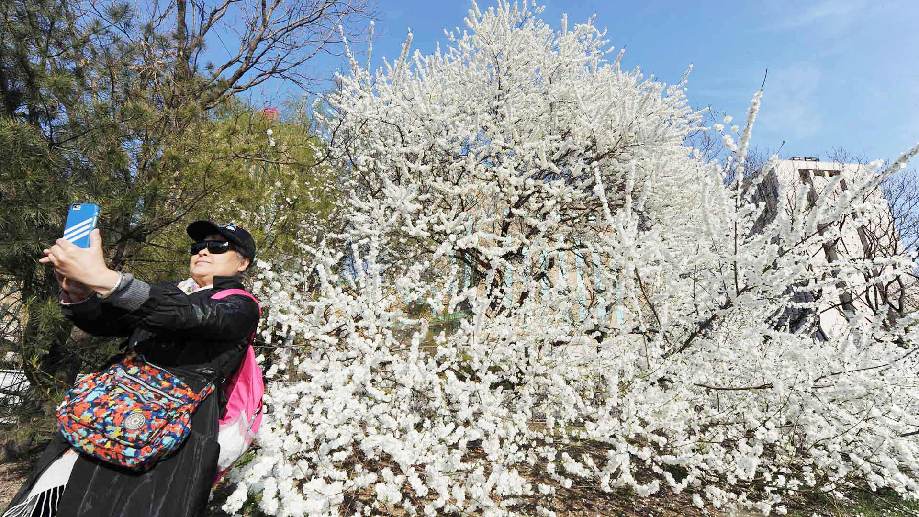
[41,228,257,341]
[60,292,141,337]
[103,277,259,341]
[55,270,137,337]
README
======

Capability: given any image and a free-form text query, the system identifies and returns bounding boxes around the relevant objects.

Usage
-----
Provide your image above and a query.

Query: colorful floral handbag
[56,354,213,471]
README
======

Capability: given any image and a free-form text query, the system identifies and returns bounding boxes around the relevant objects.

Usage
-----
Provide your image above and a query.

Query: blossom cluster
[225,2,919,515]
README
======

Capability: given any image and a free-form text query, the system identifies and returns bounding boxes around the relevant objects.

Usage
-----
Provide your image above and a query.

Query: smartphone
[64,203,100,248]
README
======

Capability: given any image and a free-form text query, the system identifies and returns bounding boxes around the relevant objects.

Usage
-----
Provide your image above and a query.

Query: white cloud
[761,0,868,33]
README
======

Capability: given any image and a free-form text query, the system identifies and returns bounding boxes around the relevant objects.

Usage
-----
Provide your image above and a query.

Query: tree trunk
[175,0,190,83]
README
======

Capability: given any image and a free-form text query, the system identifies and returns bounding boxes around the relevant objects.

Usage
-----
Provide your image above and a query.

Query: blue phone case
[64,203,100,248]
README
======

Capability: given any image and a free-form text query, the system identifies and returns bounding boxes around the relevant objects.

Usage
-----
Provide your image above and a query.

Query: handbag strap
[118,287,260,400]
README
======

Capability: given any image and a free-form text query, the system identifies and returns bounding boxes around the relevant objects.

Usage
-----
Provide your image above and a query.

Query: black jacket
[6,275,259,517]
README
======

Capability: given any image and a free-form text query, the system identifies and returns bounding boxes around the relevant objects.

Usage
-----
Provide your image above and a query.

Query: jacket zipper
[117,369,184,404]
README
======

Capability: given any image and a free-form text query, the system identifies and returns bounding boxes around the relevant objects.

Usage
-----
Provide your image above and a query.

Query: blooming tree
[225,2,919,515]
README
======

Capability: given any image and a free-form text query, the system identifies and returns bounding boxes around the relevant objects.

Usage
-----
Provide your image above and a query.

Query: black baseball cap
[186,220,257,262]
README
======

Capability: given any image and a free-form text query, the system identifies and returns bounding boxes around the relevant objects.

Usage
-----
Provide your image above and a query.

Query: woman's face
[189,234,250,285]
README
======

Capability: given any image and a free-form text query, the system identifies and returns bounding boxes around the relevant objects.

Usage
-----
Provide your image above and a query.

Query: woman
[4,221,260,517]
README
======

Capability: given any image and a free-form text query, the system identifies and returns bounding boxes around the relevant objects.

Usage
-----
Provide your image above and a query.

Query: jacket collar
[213,275,245,290]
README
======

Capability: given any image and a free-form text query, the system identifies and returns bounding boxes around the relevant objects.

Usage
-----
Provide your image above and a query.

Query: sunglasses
[189,240,234,255]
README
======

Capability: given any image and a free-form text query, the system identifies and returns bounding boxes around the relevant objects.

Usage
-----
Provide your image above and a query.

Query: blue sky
[247,0,919,164]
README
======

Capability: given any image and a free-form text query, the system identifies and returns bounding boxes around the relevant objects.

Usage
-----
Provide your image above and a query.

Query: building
[754,157,911,339]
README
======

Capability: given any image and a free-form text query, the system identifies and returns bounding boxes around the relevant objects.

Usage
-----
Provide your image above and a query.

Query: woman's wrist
[87,269,123,297]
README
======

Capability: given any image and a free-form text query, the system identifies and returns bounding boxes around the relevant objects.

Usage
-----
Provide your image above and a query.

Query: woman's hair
[226,243,253,271]
[234,251,255,284]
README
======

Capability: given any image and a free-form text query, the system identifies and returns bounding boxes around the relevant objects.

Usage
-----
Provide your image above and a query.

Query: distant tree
[129,101,344,282]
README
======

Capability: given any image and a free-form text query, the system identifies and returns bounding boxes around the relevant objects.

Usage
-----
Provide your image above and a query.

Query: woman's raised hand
[40,229,121,295]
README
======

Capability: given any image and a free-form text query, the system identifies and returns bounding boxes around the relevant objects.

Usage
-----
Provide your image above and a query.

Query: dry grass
[0,460,29,510]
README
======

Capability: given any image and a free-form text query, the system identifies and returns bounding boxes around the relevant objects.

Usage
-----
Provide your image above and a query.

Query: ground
[0,460,29,509]
[2,458,918,516]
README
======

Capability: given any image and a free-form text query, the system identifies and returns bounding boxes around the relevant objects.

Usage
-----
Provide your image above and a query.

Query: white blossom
[227,2,919,515]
